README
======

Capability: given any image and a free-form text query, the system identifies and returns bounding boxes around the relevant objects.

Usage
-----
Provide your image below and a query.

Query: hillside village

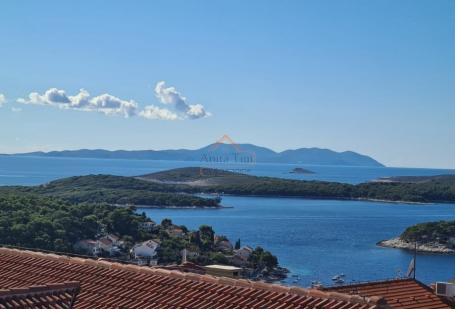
[72,216,287,281]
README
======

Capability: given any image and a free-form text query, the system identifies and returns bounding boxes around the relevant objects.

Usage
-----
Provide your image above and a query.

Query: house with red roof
[322,278,452,309]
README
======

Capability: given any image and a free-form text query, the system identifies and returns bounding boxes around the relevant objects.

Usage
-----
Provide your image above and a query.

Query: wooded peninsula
[2,167,455,206]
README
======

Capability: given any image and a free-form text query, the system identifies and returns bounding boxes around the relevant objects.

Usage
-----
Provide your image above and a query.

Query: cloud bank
[16,82,210,121]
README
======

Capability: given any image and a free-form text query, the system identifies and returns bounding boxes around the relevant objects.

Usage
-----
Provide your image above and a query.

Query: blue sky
[0,1,454,168]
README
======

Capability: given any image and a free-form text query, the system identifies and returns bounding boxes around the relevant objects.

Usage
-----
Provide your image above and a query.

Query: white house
[131,240,159,259]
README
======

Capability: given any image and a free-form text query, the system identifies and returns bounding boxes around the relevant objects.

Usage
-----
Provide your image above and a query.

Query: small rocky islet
[378,220,455,255]
[289,167,315,174]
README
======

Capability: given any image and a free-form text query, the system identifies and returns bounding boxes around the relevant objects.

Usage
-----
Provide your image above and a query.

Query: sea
[0,155,454,287]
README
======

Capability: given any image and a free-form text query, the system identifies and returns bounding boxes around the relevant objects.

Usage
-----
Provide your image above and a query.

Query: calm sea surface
[1,155,454,286]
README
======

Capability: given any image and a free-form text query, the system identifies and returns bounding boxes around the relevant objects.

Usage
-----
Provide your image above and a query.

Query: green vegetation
[142,167,455,203]
[202,176,455,203]
[0,192,280,273]
[0,166,452,217]
[400,221,455,247]
[235,238,241,250]
[153,219,279,272]
[140,167,237,182]
[4,168,454,208]
[139,167,258,186]
[0,192,151,252]
[0,174,220,207]
[249,246,278,271]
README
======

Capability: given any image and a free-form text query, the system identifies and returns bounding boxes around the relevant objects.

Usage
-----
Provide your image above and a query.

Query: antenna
[413,241,417,279]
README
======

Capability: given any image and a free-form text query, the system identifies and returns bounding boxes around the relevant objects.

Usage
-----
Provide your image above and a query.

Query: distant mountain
[9,143,384,167]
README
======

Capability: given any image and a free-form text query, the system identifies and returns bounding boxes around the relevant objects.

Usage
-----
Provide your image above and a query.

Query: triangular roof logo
[210,134,243,152]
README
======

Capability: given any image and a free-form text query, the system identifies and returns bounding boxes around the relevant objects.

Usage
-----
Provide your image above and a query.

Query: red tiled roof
[0,247,385,309]
[98,239,112,246]
[323,278,451,309]
[0,281,80,309]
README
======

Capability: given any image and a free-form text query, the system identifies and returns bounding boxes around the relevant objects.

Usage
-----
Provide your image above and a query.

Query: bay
[0,155,454,287]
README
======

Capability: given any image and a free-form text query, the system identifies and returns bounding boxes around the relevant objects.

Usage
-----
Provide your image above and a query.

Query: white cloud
[18,88,70,107]
[11,107,22,112]
[18,88,138,118]
[15,83,210,121]
[89,94,138,117]
[139,105,179,120]
[68,89,91,108]
[154,81,210,119]
[0,94,6,107]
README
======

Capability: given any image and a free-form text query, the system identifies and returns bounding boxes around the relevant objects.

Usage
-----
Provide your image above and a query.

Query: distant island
[289,167,315,174]
[378,221,455,254]
[0,174,221,208]
[4,168,455,208]
[138,167,455,204]
[4,142,384,167]
[372,174,455,184]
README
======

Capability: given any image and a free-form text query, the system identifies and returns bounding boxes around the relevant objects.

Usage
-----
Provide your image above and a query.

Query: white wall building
[131,240,159,259]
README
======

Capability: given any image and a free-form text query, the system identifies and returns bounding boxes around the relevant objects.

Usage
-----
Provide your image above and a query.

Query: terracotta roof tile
[0,281,79,309]
[0,247,384,308]
[323,278,451,309]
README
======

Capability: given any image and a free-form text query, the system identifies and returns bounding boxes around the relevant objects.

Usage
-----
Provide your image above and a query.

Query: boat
[334,278,345,284]
[311,280,322,288]
[332,274,346,281]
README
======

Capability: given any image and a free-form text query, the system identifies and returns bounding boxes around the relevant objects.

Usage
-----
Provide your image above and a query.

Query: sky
[0,1,454,168]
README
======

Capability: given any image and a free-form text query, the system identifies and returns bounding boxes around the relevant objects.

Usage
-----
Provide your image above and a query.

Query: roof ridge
[0,247,383,307]
[324,277,414,289]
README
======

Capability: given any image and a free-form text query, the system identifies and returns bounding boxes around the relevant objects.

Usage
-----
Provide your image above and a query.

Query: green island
[0,192,285,281]
[0,174,220,208]
[2,168,455,207]
[139,167,455,204]
[378,221,455,254]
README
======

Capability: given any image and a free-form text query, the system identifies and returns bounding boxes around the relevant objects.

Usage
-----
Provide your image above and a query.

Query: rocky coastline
[247,266,289,283]
[377,237,455,254]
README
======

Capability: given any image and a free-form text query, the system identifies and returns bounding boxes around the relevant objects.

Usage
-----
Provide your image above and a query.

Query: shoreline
[119,194,445,208]
[112,204,229,209]
[377,238,455,255]
[206,193,436,205]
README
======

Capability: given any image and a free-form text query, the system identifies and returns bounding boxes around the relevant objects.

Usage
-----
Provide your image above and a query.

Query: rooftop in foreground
[0,281,80,309]
[323,278,452,309]
[0,247,382,308]
[205,264,242,270]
